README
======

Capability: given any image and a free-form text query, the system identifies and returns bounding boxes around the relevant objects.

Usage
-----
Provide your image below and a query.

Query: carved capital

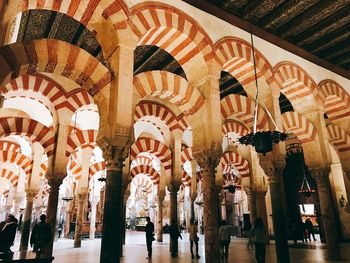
[101,145,129,172]
[113,124,134,148]
[48,178,63,190]
[25,190,38,202]
[168,184,180,194]
[194,142,221,172]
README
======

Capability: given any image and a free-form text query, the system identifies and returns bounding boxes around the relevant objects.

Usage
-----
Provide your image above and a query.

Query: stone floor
[13,231,350,262]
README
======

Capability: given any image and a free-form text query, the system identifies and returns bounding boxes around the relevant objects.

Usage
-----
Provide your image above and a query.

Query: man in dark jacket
[0,214,18,253]
[145,217,155,259]
[30,214,51,255]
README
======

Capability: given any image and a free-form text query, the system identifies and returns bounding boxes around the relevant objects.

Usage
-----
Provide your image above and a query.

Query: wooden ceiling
[184,0,350,78]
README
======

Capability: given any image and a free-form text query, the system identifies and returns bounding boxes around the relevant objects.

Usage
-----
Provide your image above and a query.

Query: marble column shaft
[156,195,165,242]
[45,178,62,257]
[268,173,290,263]
[312,168,341,260]
[19,191,37,251]
[74,193,87,248]
[89,201,98,240]
[202,165,220,263]
[100,150,124,263]
[169,189,178,256]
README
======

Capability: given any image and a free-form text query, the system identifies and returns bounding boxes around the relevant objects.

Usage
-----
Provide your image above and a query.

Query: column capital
[168,184,180,194]
[48,178,63,188]
[25,190,38,202]
[101,145,129,172]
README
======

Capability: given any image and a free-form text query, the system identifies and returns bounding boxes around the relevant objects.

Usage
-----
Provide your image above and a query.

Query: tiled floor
[13,231,350,262]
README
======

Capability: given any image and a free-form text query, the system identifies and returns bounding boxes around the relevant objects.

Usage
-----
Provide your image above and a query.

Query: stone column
[19,191,37,251]
[266,165,290,263]
[89,200,98,240]
[255,190,268,229]
[74,192,87,248]
[311,168,341,260]
[246,188,257,225]
[156,194,165,242]
[200,162,220,262]
[13,196,22,218]
[185,196,191,232]
[100,147,128,263]
[169,185,179,257]
[45,178,63,257]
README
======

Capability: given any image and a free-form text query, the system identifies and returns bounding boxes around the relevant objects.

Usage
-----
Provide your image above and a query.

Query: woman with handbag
[189,218,200,259]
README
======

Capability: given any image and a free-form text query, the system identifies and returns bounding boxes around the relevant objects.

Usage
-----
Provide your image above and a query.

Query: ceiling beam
[182,0,350,79]
[306,24,350,53]
[278,1,345,39]
[292,5,350,46]
[318,41,350,60]
[259,0,316,31]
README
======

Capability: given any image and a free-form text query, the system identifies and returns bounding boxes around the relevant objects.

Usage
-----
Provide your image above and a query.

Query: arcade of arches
[0,1,349,262]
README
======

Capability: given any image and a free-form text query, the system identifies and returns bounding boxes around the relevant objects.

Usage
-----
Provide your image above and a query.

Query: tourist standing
[249,217,269,263]
[145,217,155,260]
[218,220,231,261]
[189,218,200,259]
[305,217,316,241]
[0,214,18,253]
[30,214,51,255]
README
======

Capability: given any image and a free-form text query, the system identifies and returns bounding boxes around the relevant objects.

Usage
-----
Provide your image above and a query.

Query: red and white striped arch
[327,124,350,153]
[0,40,111,96]
[135,101,189,132]
[39,161,47,177]
[274,62,319,109]
[132,175,153,196]
[14,0,124,38]
[181,147,193,163]
[66,130,98,157]
[0,140,21,152]
[130,138,172,170]
[281,112,316,143]
[220,151,250,178]
[89,161,106,177]
[128,3,216,66]
[318,80,350,121]
[130,155,153,170]
[68,159,82,180]
[130,165,160,184]
[133,71,205,115]
[0,151,32,175]
[182,170,191,187]
[0,169,18,187]
[0,117,55,156]
[222,119,250,136]
[1,74,95,114]
[215,37,274,87]
[221,94,268,130]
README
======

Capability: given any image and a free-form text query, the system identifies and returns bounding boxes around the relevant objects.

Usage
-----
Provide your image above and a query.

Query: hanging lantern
[239,131,288,155]
[237,24,288,154]
[299,176,315,197]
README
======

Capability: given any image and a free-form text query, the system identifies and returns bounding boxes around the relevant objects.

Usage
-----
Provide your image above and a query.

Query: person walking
[218,220,231,261]
[305,217,316,241]
[145,217,155,260]
[189,218,200,259]
[30,214,51,255]
[249,217,269,263]
[0,214,18,253]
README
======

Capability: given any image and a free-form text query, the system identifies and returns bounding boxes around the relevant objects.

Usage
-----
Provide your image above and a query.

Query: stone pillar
[311,168,341,260]
[246,188,257,224]
[265,165,290,263]
[13,196,22,218]
[200,162,220,262]
[255,190,268,230]
[185,196,191,232]
[19,191,37,251]
[45,178,63,257]
[74,192,87,248]
[100,147,128,263]
[89,200,98,240]
[169,185,179,257]
[156,195,165,242]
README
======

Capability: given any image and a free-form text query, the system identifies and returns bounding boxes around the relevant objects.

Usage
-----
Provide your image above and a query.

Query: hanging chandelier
[298,151,315,197]
[238,23,288,155]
